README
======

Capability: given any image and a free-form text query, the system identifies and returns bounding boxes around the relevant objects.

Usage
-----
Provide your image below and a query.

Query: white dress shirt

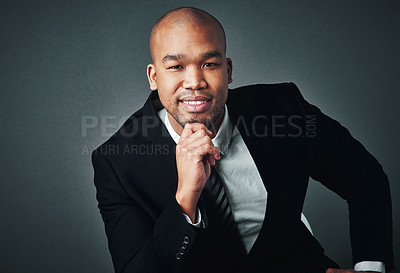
[157,105,384,272]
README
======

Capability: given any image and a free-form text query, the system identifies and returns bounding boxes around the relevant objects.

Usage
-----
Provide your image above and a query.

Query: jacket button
[181,242,187,249]
[183,236,190,244]
[176,253,182,260]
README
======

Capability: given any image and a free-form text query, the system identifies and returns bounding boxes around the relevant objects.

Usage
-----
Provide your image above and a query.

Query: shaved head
[146,7,232,133]
[149,7,226,61]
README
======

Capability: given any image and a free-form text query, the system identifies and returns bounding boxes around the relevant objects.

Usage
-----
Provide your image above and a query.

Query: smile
[182,100,207,105]
[179,97,211,112]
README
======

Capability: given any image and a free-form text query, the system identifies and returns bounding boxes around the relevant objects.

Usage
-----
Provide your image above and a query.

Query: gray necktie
[205,165,238,235]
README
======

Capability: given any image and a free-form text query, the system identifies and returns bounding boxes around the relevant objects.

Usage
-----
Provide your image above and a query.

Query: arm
[290,83,394,272]
[92,124,219,273]
[92,151,197,273]
[175,123,220,222]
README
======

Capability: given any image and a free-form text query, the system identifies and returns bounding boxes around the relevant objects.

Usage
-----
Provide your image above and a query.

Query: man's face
[147,22,232,131]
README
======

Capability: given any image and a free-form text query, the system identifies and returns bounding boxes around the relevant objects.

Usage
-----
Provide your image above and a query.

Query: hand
[175,123,221,222]
[326,269,380,273]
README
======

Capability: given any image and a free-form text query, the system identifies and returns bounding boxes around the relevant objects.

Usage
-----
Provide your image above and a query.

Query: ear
[147,64,158,90]
[226,58,233,84]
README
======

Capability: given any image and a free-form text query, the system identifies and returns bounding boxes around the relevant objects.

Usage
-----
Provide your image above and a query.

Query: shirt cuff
[183,208,202,228]
[354,261,385,273]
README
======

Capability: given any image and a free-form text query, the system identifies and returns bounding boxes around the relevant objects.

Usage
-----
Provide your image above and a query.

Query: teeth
[182,101,206,105]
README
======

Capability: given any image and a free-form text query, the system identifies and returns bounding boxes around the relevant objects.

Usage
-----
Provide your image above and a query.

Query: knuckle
[201,135,212,143]
[205,144,214,151]
[193,130,203,138]
[176,144,189,154]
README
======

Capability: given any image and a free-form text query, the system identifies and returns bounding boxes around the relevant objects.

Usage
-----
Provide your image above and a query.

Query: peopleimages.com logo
[81,114,318,139]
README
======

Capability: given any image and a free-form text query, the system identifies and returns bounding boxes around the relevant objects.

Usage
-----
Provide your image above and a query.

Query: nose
[182,66,207,90]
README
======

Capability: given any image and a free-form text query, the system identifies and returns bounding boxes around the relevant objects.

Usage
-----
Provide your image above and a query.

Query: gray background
[1,0,399,272]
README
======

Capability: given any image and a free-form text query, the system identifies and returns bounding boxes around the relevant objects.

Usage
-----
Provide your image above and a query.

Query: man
[92,7,394,273]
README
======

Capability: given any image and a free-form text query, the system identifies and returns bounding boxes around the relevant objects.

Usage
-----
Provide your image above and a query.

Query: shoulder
[92,96,161,161]
[227,82,306,115]
[229,82,301,98]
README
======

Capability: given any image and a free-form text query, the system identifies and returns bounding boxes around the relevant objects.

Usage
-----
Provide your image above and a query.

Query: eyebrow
[161,50,223,64]
[202,50,223,59]
[162,54,186,63]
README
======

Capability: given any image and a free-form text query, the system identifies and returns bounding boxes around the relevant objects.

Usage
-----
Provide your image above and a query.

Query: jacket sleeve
[92,151,197,273]
[290,83,394,272]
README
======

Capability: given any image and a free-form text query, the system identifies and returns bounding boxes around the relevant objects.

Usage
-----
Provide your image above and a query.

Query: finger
[189,128,208,139]
[206,154,212,166]
[202,156,211,173]
[326,269,339,273]
[326,269,353,273]
[183,123,212,136]
[181,123,195,138]
[189,144,220,158]
[182,134,212,150]
[184,136,219,154]
[208,154,215,166]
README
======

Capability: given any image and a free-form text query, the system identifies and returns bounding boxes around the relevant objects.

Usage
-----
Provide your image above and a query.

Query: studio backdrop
[1,0,399,272]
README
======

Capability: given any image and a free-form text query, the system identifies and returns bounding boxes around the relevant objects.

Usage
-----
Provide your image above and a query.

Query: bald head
[149,7,226,61]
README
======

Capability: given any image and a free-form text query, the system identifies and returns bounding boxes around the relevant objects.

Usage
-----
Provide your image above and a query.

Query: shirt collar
[162,105,233,155]
[211,105,232,155]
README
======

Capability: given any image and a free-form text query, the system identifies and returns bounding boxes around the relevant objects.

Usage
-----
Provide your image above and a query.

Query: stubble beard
[171,106,223,132]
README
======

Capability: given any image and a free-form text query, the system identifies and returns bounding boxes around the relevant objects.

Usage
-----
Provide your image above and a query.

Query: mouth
[179,96,211,112]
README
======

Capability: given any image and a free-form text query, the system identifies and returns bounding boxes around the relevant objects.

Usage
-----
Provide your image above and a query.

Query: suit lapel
[226,88,293,263]
[140,91,179,200]
[226,89,284,193]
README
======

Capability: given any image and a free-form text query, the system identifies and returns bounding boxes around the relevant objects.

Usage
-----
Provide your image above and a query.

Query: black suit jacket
[92,83,394,273]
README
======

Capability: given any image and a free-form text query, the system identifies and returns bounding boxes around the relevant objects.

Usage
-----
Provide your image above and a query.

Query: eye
[203,63,216,68]
[168,65,183,70]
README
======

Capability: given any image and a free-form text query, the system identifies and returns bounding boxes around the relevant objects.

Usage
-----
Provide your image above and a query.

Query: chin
[184,117,218,131]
